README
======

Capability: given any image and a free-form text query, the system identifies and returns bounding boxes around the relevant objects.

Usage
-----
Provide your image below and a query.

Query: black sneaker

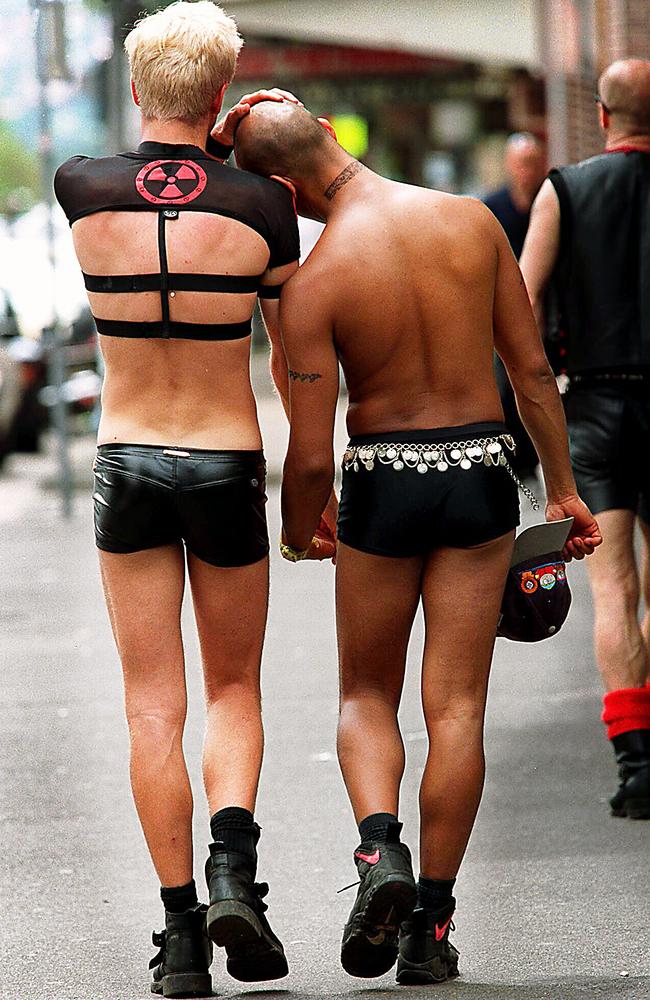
[205,841,288,982]
[340,822,417,978]
[610,731,650,819]
[149,904,213,998]
[396,902,460,985]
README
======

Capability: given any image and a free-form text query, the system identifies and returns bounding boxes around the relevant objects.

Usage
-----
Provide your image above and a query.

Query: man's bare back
[56,142,298,449]
[288,180,504,435]
[234,100,599,561]
[71,209,267,447]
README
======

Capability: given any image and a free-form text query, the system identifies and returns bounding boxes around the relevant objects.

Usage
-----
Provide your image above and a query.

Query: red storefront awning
[236,41,466,81]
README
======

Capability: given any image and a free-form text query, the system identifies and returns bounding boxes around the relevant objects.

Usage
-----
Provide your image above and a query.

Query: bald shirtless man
[521,59,650,821]
[234,104,601,984]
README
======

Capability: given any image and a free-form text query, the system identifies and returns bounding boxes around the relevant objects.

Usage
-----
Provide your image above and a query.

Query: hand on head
[211,88,303,147]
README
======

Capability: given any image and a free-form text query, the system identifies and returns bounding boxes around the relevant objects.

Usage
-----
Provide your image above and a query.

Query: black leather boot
[149,904,213,998]
[610,730,650,819]
[340,821,417,979]
[205,834,288,982]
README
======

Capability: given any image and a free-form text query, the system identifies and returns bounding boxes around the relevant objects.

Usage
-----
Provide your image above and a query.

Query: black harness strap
[83,273,158,293]
[158,210,173,338]
[94,318,253,340]
[257,284,283,300]
[83,272,263,294]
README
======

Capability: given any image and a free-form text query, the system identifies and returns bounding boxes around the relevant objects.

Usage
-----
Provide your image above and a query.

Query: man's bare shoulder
[385,182,502,236]
[280,241,337,318]
[434,191,501,229]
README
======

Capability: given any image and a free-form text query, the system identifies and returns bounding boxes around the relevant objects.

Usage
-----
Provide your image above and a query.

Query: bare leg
[187,553,269,815]
[335,542,422,821]
[585,509,648,692]
[638,518,650,682]
[99,545,192,887]
[419,532,514,879]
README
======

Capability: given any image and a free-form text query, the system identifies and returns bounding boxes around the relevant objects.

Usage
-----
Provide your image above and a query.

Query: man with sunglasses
[521,58,650,820]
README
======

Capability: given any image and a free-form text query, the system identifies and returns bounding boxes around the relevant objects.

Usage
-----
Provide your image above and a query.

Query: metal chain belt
[342,433,540,510]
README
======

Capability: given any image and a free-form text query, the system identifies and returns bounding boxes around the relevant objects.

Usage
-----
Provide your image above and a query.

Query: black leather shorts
[337,422,520,558]
[564,384,650,521]
[93,443,269,567]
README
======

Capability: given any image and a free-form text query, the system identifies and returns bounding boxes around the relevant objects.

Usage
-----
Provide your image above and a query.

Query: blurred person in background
[521,58,650,821]
[484,134,547,260]
[53,2,315,995]
[484,134,547,479]
[235,101,600,986]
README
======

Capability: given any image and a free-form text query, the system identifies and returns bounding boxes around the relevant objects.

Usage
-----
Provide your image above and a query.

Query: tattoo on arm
[324,161,364,201]
[289,369,322,384]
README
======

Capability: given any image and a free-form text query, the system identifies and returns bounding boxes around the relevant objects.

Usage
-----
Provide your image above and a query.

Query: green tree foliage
[0,122,39,217]
[82,0,171,18]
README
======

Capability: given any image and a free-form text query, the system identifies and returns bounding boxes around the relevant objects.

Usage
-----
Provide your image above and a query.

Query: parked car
[0,287,20,340]
[0,290,101,463]
[5,335,49,452]
[0,342,21,467]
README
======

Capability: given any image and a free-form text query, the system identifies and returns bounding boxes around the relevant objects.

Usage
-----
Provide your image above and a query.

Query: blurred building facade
[225,1,545,192]
[542,0,650,165]
[226,0,650,178]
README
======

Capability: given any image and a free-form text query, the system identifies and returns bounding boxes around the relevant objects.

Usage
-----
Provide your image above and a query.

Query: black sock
[358,812,401,844]
[160,878,198,914]
[210,806,258,858]
[418,875,456,914]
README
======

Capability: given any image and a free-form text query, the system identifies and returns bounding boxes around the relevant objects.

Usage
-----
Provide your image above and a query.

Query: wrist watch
[280,532,323,562]
[280,540,310,562]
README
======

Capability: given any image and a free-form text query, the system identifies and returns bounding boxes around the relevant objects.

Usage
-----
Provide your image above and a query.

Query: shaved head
[599,58,650,132]
[504,132,546,202]
[235,102,336,181]
[506,132,544,154]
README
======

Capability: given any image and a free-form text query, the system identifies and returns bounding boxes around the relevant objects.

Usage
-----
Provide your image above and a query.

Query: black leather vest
[549,150,650,375]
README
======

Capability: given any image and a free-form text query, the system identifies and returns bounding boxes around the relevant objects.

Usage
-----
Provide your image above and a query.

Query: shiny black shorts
[337,422,520,558]
[93,443,269,567]
[564,384,650,521]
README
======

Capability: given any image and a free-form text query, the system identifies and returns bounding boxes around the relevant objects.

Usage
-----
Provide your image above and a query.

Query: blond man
[55,3,303,995]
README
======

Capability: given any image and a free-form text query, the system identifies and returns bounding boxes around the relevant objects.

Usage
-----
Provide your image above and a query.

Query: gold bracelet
[280,540,311,562]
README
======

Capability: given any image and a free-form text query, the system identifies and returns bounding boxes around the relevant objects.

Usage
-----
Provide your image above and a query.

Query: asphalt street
[0,387,648,1000]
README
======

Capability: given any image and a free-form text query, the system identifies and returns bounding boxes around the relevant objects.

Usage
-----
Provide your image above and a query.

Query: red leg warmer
[602,687,650,740]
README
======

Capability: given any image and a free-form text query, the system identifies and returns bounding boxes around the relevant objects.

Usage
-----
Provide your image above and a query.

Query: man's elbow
[284,450,334,488]
[509,359,557,400]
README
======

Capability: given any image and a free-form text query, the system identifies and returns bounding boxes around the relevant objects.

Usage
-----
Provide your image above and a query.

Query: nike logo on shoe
[435,915,453,941]
[354,848,381,865]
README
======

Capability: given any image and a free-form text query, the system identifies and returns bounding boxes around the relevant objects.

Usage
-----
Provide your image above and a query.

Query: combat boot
[149,903,213,998]
[610,730,650,819]
[205,836,288,982]
[340,820,417,978]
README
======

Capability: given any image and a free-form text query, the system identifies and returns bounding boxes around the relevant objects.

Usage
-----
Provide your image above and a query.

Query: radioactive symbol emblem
[135,159,207,205]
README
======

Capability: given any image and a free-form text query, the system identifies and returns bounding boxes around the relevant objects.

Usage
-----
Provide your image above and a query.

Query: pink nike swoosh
[354,848,381,865]
[435,916,452,942]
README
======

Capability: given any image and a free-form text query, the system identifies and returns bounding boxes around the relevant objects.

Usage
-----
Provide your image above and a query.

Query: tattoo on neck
[324,161,364,201]
[289,369,322,384]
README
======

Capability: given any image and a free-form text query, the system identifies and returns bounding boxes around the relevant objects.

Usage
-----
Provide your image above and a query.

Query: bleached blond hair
[124,1,243,123]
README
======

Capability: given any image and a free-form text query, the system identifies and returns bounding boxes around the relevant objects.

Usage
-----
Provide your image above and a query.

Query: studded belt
[342,432,539,509]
